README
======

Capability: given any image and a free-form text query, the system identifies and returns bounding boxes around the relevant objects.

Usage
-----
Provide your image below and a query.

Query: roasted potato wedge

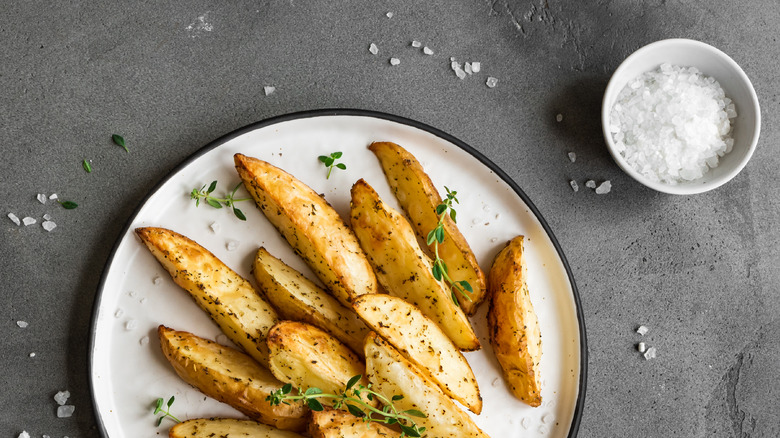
[369,141,487,315]
[349,179,479,351]
[309,408,401,438]
[137,227,278,365]
[158,326,307,431]
[353,294,481,413]
[364,332,489,438]
[235,153,377,307]
[487,236,542,407]
[253,247,369,356]
[169,418,305,438]
[266,321,374,407]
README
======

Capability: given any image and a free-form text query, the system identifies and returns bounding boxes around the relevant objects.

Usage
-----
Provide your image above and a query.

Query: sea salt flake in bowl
[602,39,760,195]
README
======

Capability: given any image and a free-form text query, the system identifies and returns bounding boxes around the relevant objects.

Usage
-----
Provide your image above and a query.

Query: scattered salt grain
[54,390,70,406]
[495,213,500,219]
[23,217,37,226]
[49,193,58,200]
[636,325,649,336]
[389,57,401,66]
[209,221,221,233]
[637,342,647,353]
[585,180,596,189]
[140,336,150,346]
[491,378,500,387]
[423,46,434,55]
[368,43,379,55]
[568,152,576,163]
[43,435,51,438]
[471,218,480,225]
[556,113,563,122]
[42,221,57,232]
[595,181,611,194]
[153,276,162,285]
[43,213,51,220]
[538,425,549,434]
[450,57,455,62]
[226,240,239,251]
[520,417,530,429]
[128,290,137,297]
[140,297,147,304]
[541,413,554,424]
[29,352,36,357]
[386,11,393,18]
[471,62,481,73]
[125,319,138,331]
[17,321,28,328]
[8,213,21,225]
[37,193,47,204]
[114,309,123,318]
[57,405,75,418]
[643,346,657,360]
[569,180,579,192]
[264,86,276,96]
[490,237,497,243]
[464,62,473,75]
[411,40,421,48]
[18,431,30,438]
[451,62,466,79]
[486,77,498,88]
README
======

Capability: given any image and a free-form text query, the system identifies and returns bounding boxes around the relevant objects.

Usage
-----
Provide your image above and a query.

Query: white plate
[89,110,586,438]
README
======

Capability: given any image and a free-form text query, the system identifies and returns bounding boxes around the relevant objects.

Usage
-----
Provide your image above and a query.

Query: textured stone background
[2,1,778,437]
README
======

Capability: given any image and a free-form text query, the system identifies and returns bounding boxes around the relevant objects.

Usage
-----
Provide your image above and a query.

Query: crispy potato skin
[234,154,376,307]
[253,247,369,356]
[169,418,305,438]
[369,141,487,315]
[487,236,542,407]
[353,294,482,414]
[157,326,308,431]
[364,333,490,438]
[309,408,401,438]
[349,179,479,351]
[266,321,374,407]
[136,227,278,365]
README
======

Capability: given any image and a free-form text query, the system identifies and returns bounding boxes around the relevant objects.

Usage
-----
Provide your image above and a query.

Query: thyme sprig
[426,187,473,305]
[267,375,426,437]
[153,396,181,426]
[189,180,251,221]
[318,152,346,179]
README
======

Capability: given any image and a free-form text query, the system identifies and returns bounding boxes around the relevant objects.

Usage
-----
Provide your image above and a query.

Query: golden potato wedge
[364,332,489,438]
[349,179,479,351]
[369,141,487,315]
[169,418,305,438]
[353,294,481,414]
[158,326,307,431]
[266,321,374,407]
[253,247,369,356]
[309,408,401,438]
[487,236,542,407]
[137,227,278,365]
[235,154,377,307]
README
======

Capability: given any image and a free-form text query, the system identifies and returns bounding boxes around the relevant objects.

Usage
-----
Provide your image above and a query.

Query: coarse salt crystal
[595,181,611,194]
[37,194,47,204]
[569,180,579,192]
[140,336,150,346]
[17,321,28,328]
[264,86,275,96]
[538,425,549,434]
[636,325,649,335]
[471,218,480,225]
[42,221,56,232]
[541,413,554,424]
[226,240,239,251]
[464,62,473,75]
[585,180,596,189]
[490,237,497,243]
[643,346,657,360]
[471,62,481,72]
[637,342,647,353]
[140,297,147,304]
[423,46,433,55]
[486,77,498,88]
[8,213,21,225]
[368,43,378,55]
[43,435,50,438]
[114,309,123,318]
[491,378,500,387]
[43,213,51,220]
[389,57,400,66]
[125,319,138,331]
[386,11,393,18]
[29,352,36,357]
[568,152,576,162]
[153,276,162,285]
[449,57,455,62]
[411,40,422,48]
[128,290,137,297]
[57,405,75,418]
[556,113,563,122]
[520,417,530,429]
[209,221,221,233]
[49,193,58,200]
[22,217,37,226]
[18,432,30,438]
[451,62,466,79]
[54,390,70,405]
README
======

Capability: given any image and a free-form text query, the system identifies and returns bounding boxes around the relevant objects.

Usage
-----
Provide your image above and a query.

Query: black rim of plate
[88,108,588,437]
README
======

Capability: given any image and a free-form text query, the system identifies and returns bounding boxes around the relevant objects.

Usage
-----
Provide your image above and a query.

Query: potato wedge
[349,179,479,351]
[137,227,278,365]
[353,294,481,414]
[169,418,305,438]
[364,332,489,438]
[487,236,542,407]
[158,326,307,431]
[369,141,487,315]
[309,408,401,438]
[253,247,369,356]
[235,154,377,307]
[266,321,374,407]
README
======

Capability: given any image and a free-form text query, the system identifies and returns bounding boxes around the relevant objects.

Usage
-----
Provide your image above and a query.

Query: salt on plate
[8,213,21,225]
[595,181,612,194]
[556,113,564,122]
[54,390,70,405]
[471,61,481,72]
[43,213,51,220]
[411,40,421,48]
[541,413,554,424]
[29,352,36,357]
[368,43,378,55]
[610,63,736,184]
[140,336,150,346]
[568,152,576,162]
[637,342,647,353]
[451,62,466,79]
[264,86,275,96]
[464,62,473,75]
[22,217,36,226]
[209,221,221,233]
[57,405,75,418]
[18,432,30,438]
[643,346,657,360]
[585,180,596,189]
[49,193,58,200]
[423,46,433,55]
[153,275,162,285]
[569,180,579,192]
[37,193,47,204]
[389,57,400,66]
[386,11,393,18]
[636,325,649,335]
[42,221,56,232]
[486,77,498,88]
[17,320,28,328]
[226,240,239,251]
[125,319,138,331]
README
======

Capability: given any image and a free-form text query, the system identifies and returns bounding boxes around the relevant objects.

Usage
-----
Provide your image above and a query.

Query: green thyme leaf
[82,159,92,173]
[233,207,247,221]
[112,134,128,152]
[58,200,78,210]
[207,180,218,193]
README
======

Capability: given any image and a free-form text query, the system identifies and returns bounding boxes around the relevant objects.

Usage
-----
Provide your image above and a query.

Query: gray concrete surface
[2,1,779,437]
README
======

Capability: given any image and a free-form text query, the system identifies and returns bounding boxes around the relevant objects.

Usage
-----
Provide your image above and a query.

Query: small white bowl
[602,39,760,195]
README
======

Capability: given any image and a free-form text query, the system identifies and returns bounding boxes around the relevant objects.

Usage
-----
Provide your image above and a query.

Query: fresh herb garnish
[267,375,426,437]
[58,200,78,209]
[318,152,346,179]
[152,396,181,426]
[190,181,251,221]
[82,159,92,173]
[426,187,473,305]
[112,134,128,153]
